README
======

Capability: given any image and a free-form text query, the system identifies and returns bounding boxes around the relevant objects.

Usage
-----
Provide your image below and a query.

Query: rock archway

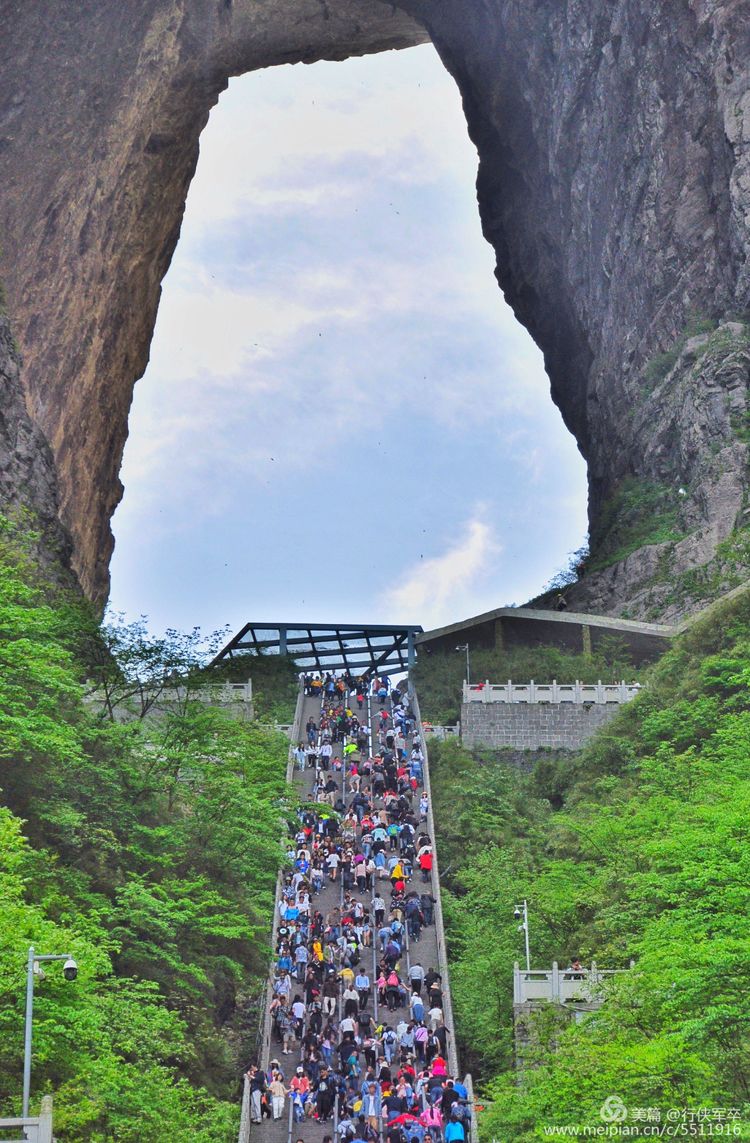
[1,0,749,618]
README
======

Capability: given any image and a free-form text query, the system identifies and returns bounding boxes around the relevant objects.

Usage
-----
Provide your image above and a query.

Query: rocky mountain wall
[0,306,74,584]
[399,0,750,618]
[0,0,426,604]
[1,0,750,617]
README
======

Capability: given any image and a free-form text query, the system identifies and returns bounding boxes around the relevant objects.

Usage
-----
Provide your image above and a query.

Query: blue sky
[109,44,587,639]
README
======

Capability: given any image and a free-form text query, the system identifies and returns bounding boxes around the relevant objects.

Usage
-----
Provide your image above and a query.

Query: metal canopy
[213,622,423,676]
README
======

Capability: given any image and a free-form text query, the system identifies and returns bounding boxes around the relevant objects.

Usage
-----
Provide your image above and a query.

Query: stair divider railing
[333,727,344,1143]
[366,690,380,1027]
[286,1088,294,1143]
[238,679,306,1143]
[409,683,460,1078]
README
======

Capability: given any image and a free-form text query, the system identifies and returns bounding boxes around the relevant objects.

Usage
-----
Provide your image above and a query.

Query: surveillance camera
[63,958,78,982]
[513,907,522,920]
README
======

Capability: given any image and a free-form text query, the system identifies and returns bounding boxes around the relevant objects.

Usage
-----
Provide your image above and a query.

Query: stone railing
[420,722,460,740]
[256,722,295,738]
[464,680,641,705]
[86,679,253,722]
[237,1077,251,1143]
[237,685,305,1143]
[411,685,460,1078]
[0,1095,53,1142]
[464,1073,480,1143]
[161,680,253,704]
[514,960,633,1006]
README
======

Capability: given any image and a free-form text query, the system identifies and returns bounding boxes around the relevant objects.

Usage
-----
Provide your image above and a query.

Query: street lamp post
[23,947,78,1117]
[455,643,471,685]
[514,901,531,972]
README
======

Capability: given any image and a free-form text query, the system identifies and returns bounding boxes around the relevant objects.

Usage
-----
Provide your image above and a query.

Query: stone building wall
[461,702,622,751]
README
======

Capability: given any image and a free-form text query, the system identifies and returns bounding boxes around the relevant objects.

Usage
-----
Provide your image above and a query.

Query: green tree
[429,590,750,1135]
[0,519,291,1137]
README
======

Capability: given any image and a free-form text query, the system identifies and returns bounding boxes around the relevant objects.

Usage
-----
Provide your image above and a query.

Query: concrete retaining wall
[461,701,622,751]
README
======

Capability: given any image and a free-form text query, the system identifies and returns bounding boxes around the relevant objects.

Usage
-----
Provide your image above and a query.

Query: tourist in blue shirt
[444,1116,465,1143]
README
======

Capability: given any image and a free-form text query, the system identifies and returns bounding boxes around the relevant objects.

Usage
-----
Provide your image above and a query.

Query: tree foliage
[0,524,290,1138]
[414,637,640,725]
[429,591,750,1138]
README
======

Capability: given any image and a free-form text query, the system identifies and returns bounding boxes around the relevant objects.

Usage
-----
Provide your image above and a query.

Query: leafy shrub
[428,586,750,1135]
[414,636,639,724]
[588,478,685,570]
[0,521,290,1137]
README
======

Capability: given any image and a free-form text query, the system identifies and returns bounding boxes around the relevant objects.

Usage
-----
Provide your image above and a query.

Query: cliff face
[0,0,427,604]
[0,308,74,582]
[400,0,750,619]
[1,0,749,616]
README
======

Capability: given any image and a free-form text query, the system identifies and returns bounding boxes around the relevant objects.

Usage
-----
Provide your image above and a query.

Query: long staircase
[238,676,473,1143]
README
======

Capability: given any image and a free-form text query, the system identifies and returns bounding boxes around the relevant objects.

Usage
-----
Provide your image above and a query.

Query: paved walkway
[240,678,462,1143]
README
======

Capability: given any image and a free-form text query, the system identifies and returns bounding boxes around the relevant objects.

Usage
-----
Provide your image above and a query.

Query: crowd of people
[244,672,472,1143]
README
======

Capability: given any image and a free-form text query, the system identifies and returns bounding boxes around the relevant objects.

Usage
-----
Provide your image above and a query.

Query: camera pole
[513,903,531,972]
[23,948,76,1117]
[522,900,531,972]
[22,946,35,1118]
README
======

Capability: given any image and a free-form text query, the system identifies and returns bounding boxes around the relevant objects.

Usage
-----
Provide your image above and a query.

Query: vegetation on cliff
[430,590,750,1135]
[0,519,289,1139]
[212,650,300,725]
[414,637,640,725]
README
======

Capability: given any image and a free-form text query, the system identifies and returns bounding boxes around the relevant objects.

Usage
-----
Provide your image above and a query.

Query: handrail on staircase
[238,682,306,1143]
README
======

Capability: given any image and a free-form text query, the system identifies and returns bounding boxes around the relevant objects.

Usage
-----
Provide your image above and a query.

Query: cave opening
[109,44,587,636]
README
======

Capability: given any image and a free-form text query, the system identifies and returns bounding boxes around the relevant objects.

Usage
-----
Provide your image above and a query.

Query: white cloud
[381,511,502,628]
[148,277,340,380]
[111,46,588,634]
[186,47,473,226]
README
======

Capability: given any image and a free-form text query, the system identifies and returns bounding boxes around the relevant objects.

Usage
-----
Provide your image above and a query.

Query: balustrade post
[513,961,522,1004]
[551,961,560,1003]
[36,1096,53,1143]
[238,1075,251,1143]
[455,677,642,707]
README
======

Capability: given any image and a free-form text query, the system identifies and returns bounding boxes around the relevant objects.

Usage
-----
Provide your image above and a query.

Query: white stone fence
[463,680,641,705]
[420,722,460,740]
[0,1095,53,1142]
[86,679,253,722]
[161,680,253,705]
[514,960,634,1006]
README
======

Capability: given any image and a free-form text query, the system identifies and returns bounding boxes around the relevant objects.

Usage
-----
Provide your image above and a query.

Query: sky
[109,43,588,641]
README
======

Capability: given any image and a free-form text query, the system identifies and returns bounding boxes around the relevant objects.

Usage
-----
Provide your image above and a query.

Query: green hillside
[4,500,750,1138]
[0,519,289,1139]
[428,590,750,1136]
[414,637,642,725]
